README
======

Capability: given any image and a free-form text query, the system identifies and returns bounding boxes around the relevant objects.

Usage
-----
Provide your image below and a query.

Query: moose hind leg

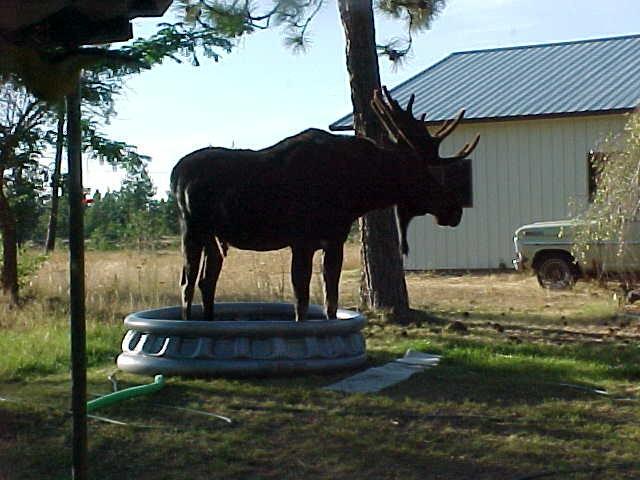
[199,240,223,320]
[323,242,344,319]
[180,231,204,320]
[291,246,315,322]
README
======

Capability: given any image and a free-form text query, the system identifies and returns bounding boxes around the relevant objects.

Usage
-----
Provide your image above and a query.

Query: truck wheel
[536,256,576,290]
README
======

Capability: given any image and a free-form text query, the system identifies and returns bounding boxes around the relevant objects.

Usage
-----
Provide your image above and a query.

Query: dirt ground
[403,270,640,346]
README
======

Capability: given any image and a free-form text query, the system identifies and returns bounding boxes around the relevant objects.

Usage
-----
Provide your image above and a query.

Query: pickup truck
[512,220,640,289]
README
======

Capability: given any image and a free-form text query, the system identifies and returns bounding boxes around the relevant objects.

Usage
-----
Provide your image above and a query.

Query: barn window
[587,150,608,201]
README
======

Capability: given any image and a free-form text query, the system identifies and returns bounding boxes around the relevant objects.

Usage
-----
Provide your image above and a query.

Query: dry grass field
[6,241,631,344]
[3,242,362,327]
[5,242,623,326]
[2,242,640,479]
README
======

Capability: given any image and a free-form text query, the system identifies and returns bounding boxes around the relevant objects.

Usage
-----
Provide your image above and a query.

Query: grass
[2,243,640,479]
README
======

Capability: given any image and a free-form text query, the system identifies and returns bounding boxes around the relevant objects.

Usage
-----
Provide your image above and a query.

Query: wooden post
[67,75,88,480]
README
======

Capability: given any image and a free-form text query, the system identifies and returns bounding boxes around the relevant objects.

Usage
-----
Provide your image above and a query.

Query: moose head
[371,87,479,254]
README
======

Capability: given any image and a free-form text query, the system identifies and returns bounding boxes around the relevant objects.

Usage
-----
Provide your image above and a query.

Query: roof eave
[329,107,636,132]
[423,108,636,126]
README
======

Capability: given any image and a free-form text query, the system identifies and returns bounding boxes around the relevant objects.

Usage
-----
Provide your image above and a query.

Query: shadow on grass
[95,353,639,479]
[0,405,69,480]
[3,352,639,480]
[152,338,620,410]
[377,352,599,405]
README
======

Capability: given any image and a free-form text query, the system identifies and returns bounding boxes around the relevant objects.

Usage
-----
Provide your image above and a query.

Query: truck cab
[513,220,640,289]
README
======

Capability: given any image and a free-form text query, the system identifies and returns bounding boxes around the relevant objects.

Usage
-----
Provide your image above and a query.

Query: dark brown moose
[171,88,479,321]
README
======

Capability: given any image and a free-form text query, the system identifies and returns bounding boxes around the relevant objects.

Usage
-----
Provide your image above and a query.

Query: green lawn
[2,312,640,479]
[2,249,640,479]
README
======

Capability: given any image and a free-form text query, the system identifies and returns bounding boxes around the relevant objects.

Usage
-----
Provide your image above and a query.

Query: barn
[330,34,640,270]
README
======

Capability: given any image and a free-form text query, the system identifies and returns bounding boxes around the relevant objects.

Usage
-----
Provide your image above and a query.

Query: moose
[171,88,479,321]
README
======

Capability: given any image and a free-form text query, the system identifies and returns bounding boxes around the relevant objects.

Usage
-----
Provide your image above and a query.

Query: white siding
[405,114,628,270]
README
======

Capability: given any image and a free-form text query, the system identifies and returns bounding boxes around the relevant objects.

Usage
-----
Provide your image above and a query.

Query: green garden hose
[87,374,165,413]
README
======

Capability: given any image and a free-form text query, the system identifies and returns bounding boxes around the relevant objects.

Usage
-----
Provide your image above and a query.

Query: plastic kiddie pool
[117,303,367,377]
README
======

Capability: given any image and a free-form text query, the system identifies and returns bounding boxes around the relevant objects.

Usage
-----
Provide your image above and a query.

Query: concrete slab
[324,350,440,394]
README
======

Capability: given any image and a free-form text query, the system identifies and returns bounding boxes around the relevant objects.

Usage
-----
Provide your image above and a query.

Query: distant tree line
[0,64,178,300]
[13,165,179,250]
[85,167,179,249]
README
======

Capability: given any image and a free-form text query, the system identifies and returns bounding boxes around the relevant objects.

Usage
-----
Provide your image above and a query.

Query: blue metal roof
[330,34,640,130]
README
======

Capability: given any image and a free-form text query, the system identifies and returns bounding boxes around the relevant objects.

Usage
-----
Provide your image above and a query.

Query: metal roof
[330,34,640,130]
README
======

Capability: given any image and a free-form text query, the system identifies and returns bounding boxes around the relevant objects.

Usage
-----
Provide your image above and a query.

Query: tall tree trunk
[67,81,88,480]
[45,108,65,252]
[13,165,23,246]
[0,164,19,304]
[337,0,409,315]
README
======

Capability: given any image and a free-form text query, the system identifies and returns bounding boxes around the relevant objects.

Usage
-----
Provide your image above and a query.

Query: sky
[84,0,640,197]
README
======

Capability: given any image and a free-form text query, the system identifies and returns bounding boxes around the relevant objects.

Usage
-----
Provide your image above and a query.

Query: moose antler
[449,133,480,160]
[371,87,423,149]
[433,109,465,140]
[370,89,401,141]
[431,109,480,160]
[371,86,480,162]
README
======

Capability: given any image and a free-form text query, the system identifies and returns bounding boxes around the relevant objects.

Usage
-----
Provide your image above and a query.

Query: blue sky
[86,0,640,196]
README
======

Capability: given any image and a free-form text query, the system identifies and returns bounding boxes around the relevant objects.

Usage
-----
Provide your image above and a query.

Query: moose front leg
[199,240,223,320]
[291,246,315,322]
[323,242,343,319]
